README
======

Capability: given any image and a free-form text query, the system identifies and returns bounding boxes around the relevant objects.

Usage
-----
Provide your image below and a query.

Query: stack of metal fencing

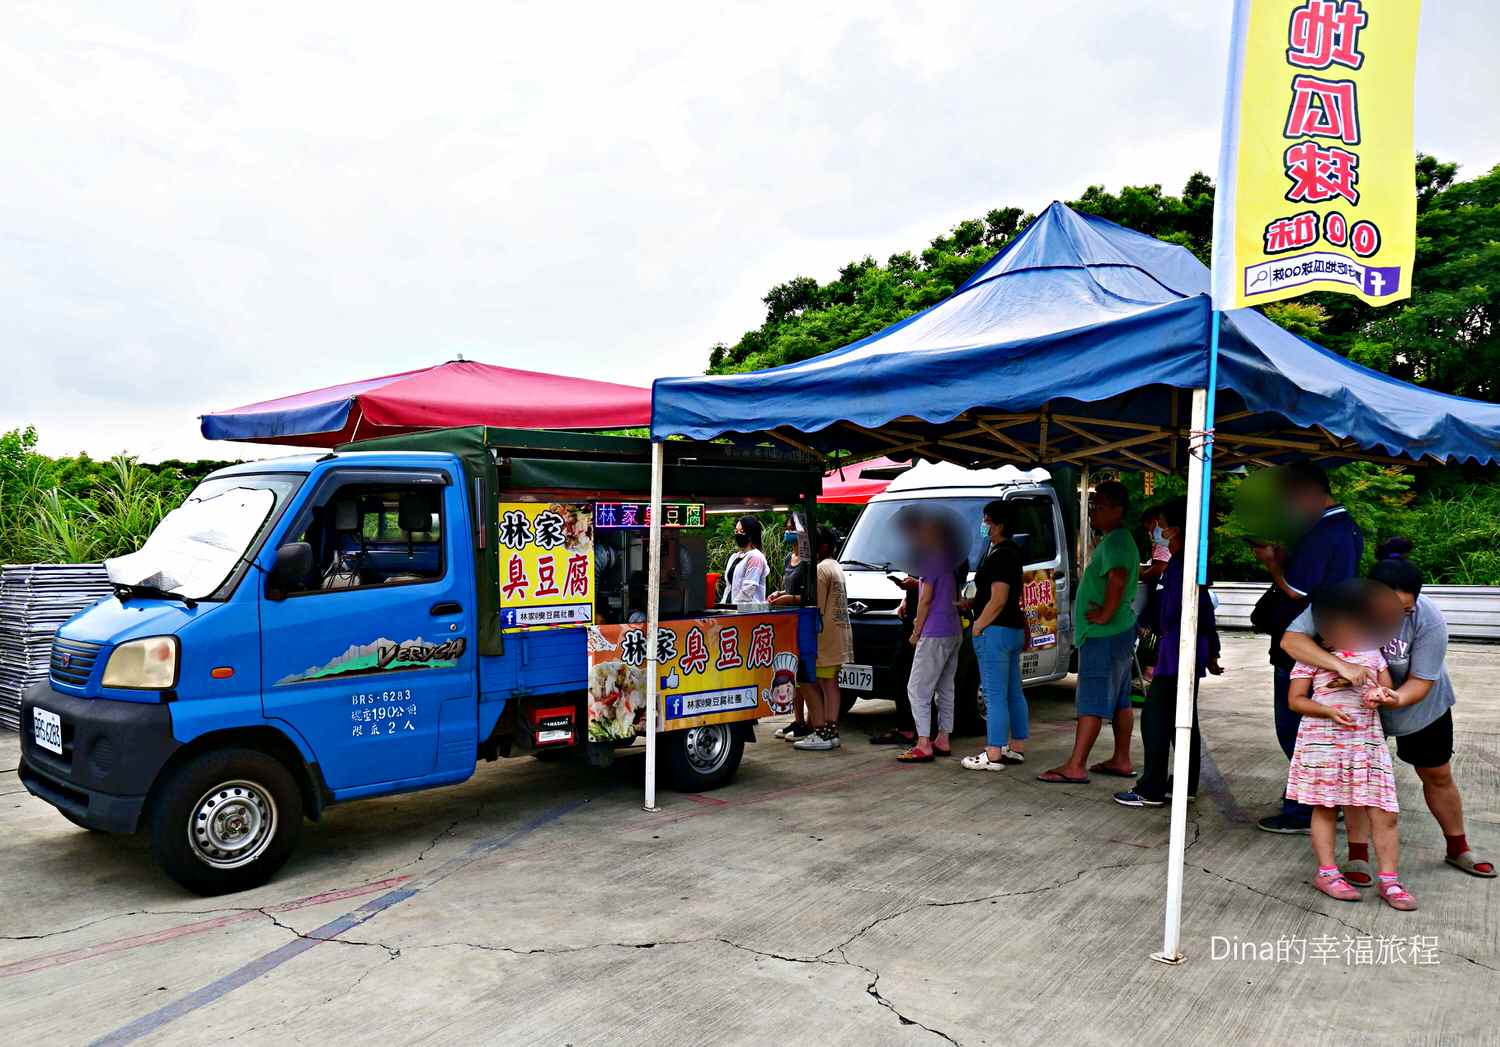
[0,564,111,730]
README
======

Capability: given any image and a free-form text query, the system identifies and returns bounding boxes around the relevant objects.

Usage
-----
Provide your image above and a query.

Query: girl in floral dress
[1286,584,1415,910]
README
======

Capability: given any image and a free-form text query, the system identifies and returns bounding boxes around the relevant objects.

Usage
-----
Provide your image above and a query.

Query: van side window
[1007,499,1058,563]
[280,482,445,595]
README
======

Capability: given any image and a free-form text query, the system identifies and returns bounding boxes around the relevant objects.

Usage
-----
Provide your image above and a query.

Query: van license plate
[33,707,63,755]
[837,664,873,692]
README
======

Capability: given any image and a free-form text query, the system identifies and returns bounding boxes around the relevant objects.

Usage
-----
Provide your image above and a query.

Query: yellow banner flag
[1211,0,1420,309]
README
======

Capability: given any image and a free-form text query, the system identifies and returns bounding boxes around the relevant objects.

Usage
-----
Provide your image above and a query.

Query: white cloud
[3,0,1495,461]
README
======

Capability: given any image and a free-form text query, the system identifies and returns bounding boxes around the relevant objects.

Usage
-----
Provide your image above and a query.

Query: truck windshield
[840,497,994,574]
[105,475,302,600]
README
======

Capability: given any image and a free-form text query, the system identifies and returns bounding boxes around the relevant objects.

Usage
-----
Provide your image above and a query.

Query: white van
[836,461,1075,730]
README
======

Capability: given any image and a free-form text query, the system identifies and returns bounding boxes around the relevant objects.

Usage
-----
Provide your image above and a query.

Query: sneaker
[774,721,809,741]
[1257,813,1312,835]
[1113,790,1165,808]
[794,727,840,751]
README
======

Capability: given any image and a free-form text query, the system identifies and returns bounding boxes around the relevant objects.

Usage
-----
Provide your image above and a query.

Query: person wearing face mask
[1114,498,1223,808]
[769,517,816,742]
[722,516,769,607]
[961,500,1028,771]
[1281,538,1494,881]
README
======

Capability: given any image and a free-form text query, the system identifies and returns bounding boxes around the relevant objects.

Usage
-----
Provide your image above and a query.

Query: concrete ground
[1,633,1497,1047]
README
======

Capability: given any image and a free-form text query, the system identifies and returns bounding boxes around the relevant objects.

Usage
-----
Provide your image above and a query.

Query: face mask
[733,532,750,547]
[980,523,992,541]
[1151,526,1165,544]
[783,531,798,543]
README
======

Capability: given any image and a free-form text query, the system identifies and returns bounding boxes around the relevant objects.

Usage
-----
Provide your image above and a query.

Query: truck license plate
[837,664,873,692]
[33,707,63,755]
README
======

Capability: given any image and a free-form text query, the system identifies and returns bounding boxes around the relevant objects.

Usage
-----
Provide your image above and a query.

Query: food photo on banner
[498,501,595,631]
[1020,568,1059,650]
[586,614,800,740]
[1212,0,1420,308]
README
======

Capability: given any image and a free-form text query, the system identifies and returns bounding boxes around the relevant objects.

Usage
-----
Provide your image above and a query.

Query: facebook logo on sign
[1362,266,1400,297]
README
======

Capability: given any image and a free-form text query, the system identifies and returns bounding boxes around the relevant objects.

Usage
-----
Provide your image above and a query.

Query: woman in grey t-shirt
[1281,540,1494,881]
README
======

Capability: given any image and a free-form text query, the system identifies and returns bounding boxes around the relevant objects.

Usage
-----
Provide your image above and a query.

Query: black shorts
[1394,710,1454,769]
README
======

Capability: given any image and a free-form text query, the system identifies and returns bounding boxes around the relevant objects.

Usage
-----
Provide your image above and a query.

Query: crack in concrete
[0,905,256,942]
[255,910,402,960]
[419,934,961,1044]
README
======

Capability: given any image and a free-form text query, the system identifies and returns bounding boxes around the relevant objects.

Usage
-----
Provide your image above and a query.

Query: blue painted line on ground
[92,797,589,1047]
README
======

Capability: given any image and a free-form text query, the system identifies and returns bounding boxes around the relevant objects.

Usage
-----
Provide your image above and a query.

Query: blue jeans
[1273,667,1311,823]
[975,626,1027,748]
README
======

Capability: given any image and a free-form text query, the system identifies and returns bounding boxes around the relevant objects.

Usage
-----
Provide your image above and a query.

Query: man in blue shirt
[1251,462,1364,834]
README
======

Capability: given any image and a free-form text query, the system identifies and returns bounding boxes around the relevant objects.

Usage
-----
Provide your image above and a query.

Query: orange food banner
[1021,568,1059,650]
[586,612,802,739]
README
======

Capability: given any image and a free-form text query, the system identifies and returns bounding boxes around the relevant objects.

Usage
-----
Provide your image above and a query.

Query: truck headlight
[102,636,179,689]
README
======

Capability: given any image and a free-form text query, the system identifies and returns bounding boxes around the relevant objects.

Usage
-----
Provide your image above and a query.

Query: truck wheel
[661,725,743,792]
[148,748,302,896]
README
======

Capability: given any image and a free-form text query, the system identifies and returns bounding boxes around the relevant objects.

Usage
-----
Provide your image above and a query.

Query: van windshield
[839,497,993,573]
[105,474,303,600]
[839,495,1057,573]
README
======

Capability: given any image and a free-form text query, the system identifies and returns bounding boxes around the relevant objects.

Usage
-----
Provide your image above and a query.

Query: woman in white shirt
[723,516,769,606]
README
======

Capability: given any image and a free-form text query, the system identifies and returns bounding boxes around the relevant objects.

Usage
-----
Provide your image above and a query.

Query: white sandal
[961,752,1007,772]
[1000,747,1026,765]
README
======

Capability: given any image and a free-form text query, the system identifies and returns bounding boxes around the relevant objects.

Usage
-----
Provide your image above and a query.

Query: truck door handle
[430,601,463,616]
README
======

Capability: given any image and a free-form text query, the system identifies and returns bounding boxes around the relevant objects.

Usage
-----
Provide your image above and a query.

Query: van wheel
[661,725,743,791]
[149,748,302,896]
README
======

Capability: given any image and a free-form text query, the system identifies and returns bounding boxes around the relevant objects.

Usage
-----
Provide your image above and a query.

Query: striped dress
[1285,650,1398,813]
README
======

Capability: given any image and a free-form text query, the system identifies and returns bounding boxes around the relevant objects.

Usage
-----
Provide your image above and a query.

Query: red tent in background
[819,456,910,504]
[199,359,652,447]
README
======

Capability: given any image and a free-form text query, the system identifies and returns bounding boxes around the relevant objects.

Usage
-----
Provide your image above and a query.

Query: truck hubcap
[682,725,731,775]
[189,780,277,869]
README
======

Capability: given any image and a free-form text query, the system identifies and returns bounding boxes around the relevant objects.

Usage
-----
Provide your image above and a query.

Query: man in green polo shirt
[1039,480,1139,784]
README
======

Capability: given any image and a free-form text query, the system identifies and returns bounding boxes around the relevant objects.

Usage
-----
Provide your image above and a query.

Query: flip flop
[1341,858,1374,888]
[1088,763,1136,779]
[1036,770,1090,784]
[896,746,935,763]
[1445,850,1497,878]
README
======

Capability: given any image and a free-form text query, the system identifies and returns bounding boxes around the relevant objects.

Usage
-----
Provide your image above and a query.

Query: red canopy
[200,360,652,446]
[819,456,909,504]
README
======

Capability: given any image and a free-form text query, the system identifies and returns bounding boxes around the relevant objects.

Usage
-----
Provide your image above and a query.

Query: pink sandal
[1378,879,1419,911]
[1313,871,1361,902]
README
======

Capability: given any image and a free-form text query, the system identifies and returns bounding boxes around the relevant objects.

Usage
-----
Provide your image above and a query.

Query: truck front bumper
[19,681,179,833]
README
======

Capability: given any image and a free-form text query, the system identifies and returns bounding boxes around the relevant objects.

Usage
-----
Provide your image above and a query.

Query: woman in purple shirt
[896,522,964,764]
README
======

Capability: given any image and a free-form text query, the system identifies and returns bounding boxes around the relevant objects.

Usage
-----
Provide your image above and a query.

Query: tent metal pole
[1154,386,1209,965]
[1196,311,1222,584]
[643,439,664,813]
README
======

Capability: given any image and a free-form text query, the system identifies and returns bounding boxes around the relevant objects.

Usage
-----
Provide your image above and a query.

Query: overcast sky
[5,1,1497,462]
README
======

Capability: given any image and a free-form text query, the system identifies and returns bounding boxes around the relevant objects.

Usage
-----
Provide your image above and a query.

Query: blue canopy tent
[652,202,1500,471]
[640,201,1500,962]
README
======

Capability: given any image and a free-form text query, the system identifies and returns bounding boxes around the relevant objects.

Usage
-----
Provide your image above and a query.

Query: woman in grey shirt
[1281,540,1494,881]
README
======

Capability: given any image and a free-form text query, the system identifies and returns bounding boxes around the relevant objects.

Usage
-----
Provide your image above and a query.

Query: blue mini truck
[20,427,821,894]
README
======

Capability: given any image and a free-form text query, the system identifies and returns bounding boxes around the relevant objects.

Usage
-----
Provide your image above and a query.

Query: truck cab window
[279,484,444,595]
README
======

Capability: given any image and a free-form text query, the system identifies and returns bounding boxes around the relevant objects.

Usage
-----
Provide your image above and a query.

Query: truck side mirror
[267,542,314,600]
